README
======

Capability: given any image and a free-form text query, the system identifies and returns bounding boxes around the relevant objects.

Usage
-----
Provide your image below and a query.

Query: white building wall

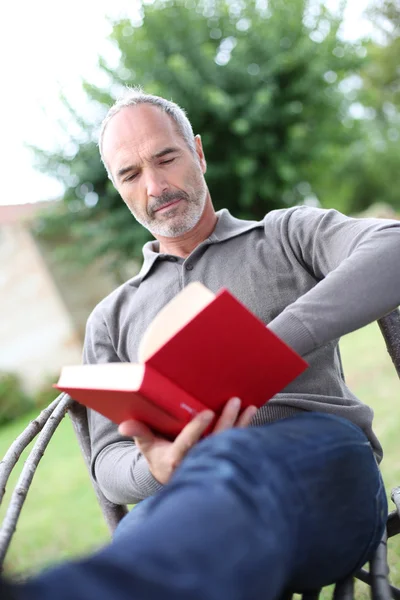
[0,222,82,391]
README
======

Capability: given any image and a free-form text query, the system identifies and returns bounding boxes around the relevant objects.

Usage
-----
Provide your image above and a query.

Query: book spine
[140,364,208,423]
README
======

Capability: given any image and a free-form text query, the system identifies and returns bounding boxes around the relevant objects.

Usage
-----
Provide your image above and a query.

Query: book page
[56,363,145,390]
[138,282,215,363]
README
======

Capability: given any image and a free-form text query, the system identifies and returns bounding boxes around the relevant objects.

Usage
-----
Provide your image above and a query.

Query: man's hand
[118,398,257,485]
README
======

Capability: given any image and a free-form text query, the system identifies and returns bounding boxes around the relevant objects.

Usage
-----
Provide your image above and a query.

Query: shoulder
[262,205,350,237]
[263,205,334,225]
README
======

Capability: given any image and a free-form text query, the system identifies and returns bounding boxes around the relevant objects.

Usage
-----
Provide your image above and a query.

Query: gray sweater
[83,206,400,505]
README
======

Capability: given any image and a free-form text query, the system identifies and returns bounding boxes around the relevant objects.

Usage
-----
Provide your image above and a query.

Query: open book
[55,283,308,438]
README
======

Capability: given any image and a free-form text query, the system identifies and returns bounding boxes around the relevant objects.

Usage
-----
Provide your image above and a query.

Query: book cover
[55,283,308,437]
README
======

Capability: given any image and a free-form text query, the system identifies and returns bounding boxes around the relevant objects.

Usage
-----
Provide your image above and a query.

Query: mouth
[154,198,182,213]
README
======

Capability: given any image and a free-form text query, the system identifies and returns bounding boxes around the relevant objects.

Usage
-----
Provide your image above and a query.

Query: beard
[129,175,208,238]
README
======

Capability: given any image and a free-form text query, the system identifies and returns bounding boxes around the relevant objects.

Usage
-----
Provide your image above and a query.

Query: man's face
[102,104,208,238]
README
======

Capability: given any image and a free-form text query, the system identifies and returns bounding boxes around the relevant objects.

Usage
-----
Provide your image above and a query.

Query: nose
[145,168,168,198]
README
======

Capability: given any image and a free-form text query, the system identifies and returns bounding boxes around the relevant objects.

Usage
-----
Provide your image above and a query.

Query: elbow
[92,443,146,506]
[95,471,137,506]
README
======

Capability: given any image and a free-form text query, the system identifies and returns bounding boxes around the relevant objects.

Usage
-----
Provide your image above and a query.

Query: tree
[364,0,400,111]
[329,0,400,214]
[33,0,366,270]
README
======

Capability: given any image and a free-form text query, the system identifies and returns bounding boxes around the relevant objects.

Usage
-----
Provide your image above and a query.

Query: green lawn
[0,321,399,594]
[0,414,110,576]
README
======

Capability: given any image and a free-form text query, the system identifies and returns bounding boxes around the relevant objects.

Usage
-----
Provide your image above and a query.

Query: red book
[55,283,308,438]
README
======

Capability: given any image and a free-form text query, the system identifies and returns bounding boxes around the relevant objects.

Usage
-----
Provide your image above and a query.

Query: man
[86,87,398,501]
[3,88,399,599]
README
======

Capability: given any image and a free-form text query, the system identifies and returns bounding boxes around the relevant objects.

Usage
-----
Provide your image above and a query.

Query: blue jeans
[15,413,387,600]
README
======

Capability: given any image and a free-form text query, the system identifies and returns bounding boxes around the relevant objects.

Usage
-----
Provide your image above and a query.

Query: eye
[160,157,176,165]
[124,173,138,183]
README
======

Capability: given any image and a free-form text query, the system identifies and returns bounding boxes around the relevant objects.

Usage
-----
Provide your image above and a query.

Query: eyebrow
[116,147,180,181]
[153,146,180,159]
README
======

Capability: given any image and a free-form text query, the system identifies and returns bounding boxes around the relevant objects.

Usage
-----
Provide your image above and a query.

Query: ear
[194,135,207,174]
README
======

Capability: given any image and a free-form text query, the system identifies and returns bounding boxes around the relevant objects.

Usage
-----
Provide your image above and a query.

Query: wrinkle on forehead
[114,139,162,173]
[102,104,185,175]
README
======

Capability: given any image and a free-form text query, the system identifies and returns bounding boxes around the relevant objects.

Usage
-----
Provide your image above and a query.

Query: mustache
[148,191,189,215]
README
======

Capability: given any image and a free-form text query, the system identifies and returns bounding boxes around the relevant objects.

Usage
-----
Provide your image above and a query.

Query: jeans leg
[14,413,387,600]
[113,496,156,543]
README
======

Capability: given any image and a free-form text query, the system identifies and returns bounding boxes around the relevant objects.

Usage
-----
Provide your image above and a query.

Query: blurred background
[0,0,399,592]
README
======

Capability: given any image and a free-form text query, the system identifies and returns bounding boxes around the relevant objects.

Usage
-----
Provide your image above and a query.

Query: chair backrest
[377,309,400,378]
[0,394,127,569]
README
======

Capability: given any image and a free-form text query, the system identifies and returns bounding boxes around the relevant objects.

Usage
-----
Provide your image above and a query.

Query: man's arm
[268,206,400,355]
[84,311,163,505]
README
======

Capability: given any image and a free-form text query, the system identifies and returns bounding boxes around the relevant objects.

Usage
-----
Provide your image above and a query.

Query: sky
[0,0,375,206]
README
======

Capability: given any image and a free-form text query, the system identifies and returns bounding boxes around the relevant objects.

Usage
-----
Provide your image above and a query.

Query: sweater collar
[129,209,262,286]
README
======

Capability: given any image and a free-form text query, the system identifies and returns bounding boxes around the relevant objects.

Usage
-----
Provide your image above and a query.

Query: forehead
[102,104,184,173]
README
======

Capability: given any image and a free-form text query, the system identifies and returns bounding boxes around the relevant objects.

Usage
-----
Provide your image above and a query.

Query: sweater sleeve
[268,206,400,356]
[83,310,163,505]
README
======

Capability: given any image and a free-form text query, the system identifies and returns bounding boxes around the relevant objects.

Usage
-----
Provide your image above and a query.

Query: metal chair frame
[0,310,399,600]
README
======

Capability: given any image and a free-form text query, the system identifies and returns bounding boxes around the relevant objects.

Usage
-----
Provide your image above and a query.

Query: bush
[33,375,60,409]
[0,372,33,426]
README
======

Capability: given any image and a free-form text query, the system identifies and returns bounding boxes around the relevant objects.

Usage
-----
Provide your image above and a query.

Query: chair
[0,310,399,600]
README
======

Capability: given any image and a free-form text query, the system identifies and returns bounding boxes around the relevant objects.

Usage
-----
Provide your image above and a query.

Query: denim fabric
[15,413,387,600]
[113,496,154,541]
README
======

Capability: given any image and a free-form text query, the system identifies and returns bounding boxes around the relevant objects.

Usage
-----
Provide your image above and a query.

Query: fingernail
[119,422,136,437]
[201,410,215,422]
[231,397,241,409]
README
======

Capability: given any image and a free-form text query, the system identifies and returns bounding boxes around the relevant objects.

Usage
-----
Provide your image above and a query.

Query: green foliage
[329,0,400,215]
[0,372,32,426]
[32,375,60,410]
[0,372,60,426]
[364,0,400,110]
[32,0,398,270]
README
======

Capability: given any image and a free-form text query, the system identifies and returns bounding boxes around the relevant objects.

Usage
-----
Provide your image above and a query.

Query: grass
[0,414,110,576]
[0,321,399,594]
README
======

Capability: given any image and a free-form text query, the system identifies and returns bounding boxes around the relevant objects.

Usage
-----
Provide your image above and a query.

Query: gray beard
[133,188,207,238]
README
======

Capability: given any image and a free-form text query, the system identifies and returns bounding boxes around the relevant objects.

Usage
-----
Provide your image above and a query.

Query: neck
[156,195,217,258]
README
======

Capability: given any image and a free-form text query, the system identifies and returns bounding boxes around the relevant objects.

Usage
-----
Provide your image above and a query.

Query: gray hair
[99,87,196,180]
